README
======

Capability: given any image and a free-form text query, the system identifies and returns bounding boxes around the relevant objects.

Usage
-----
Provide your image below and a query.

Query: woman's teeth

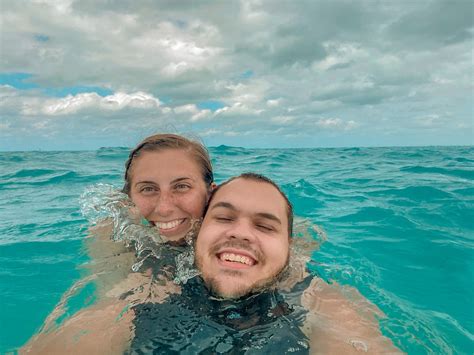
[220,253,254,266]
[156,219,184,230]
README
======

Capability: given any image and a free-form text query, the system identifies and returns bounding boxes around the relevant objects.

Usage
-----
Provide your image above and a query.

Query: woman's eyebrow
[135,180,157,186]
[170,177,195,184]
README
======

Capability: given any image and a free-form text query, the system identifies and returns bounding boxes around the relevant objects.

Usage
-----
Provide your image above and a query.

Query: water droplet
[350,339,368,352]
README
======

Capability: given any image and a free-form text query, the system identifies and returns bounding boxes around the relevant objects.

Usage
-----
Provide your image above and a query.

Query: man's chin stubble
[204,266,289,300]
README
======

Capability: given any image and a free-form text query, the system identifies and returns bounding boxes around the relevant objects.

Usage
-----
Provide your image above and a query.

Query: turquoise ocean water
[0,145,473,353]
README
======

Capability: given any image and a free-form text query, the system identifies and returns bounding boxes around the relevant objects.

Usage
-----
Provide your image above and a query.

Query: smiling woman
[123,134,214,242]
[82,133,216,289]
[21,133,216,353]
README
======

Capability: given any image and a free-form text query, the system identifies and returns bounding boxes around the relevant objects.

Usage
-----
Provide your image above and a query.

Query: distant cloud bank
[0,0,472,150]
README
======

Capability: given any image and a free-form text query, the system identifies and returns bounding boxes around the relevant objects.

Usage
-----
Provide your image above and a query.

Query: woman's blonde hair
[123,133,213,195]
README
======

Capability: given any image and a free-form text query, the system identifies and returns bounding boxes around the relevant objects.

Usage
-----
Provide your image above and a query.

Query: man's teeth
[156,219,183,230]
[220,253,254,266]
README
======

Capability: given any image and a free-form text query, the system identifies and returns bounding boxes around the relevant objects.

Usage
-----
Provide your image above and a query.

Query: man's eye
[215,216,233,222]
[257,224,274,232]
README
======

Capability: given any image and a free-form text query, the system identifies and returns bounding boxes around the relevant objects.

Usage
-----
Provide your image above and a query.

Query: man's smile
[215,248,257,269]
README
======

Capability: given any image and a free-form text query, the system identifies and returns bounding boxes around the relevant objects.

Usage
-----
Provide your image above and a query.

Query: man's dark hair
[205,172,293,238]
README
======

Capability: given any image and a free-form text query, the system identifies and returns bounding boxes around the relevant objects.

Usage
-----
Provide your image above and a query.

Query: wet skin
[195,178,290,299]
[129,149,210,242]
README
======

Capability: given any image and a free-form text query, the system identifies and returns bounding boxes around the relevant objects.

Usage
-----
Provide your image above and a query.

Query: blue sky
[0,0,472,151]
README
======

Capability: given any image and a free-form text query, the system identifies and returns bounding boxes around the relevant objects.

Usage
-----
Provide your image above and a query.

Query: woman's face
[129,149,210,241]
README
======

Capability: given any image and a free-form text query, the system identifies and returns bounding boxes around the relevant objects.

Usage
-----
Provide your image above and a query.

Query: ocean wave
[96,147,129,160]
[1,171,120,186]
[1,168,57,179]
[283,179,327,214]
[368,185,453,201]
[400,166,474,180]
[334,206,396,223]
[210,145,251,156]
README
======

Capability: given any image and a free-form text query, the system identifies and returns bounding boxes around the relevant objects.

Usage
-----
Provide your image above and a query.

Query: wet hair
[122,133,214,195]
[205,172,294,238]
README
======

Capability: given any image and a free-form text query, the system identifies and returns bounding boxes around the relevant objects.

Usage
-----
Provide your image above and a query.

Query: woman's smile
[129,149,210,242]
[151,218,189,238]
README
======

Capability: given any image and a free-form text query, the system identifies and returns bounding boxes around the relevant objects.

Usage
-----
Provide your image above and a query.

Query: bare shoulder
[301,277,403,354]
[21,273,182,355]
[107,269,182,303]
[21,300,134,355]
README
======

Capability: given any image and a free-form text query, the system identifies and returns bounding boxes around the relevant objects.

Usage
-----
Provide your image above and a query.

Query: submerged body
[129,276,310,354]
[23,175,400,354]
[22,267,399,354]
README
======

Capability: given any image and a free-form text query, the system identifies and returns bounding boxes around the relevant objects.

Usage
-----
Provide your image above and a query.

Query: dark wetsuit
[127,277,310,354]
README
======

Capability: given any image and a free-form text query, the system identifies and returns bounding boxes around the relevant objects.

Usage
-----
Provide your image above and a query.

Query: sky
[0,0,473,151]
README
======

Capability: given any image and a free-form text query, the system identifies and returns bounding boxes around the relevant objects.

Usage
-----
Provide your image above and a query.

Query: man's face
[195,178,290,299]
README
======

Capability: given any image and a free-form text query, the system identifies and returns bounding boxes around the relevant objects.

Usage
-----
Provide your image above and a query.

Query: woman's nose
[154,192,174,216]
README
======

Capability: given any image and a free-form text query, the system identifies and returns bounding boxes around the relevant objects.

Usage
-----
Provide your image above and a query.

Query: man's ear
[206,182,217,203]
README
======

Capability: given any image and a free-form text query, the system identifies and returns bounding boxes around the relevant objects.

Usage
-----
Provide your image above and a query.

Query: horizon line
[0,143,472,153]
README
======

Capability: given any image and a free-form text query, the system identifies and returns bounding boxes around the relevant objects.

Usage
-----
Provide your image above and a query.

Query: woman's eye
[140,186,157,194]
[175,183,191,191]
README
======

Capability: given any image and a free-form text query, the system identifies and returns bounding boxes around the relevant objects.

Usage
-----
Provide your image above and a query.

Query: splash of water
[79,183,175,273]
[174,230,201,285]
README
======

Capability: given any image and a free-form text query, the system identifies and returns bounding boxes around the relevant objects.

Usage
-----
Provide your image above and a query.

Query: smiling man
[188,173,400,354]
[195,173,292,299]
[125,173,311,353]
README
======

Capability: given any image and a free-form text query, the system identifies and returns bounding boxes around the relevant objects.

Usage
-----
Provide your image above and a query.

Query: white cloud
[199,128,220,137]
[312,42,367,72]
[271,115,295,124]
[215,102,264,117]
[316,118,358,131]
[191,109,211,122]
[266,98,281,107]
[0,0,472,149]
[173,104,198,114]
[20,91,162,116]
[40,93,99,115]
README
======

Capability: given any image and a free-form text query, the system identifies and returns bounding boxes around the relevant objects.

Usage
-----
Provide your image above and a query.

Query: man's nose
[226,219,256,242]
[154,192,174,216]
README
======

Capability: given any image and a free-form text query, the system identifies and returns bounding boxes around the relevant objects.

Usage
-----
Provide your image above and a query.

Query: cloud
[0,0,472,149]
[266,98,282,107]
[386,0,474,48]
[20,91,162,115]
[316,118,358,131]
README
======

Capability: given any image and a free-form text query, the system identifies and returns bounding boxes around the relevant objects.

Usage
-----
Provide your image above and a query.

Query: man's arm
[301,277,403,354]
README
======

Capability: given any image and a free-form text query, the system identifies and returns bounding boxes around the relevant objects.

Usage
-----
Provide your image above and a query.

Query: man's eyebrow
[210,202,282,225]
[210,201,237,211]
[255,212,282,225]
